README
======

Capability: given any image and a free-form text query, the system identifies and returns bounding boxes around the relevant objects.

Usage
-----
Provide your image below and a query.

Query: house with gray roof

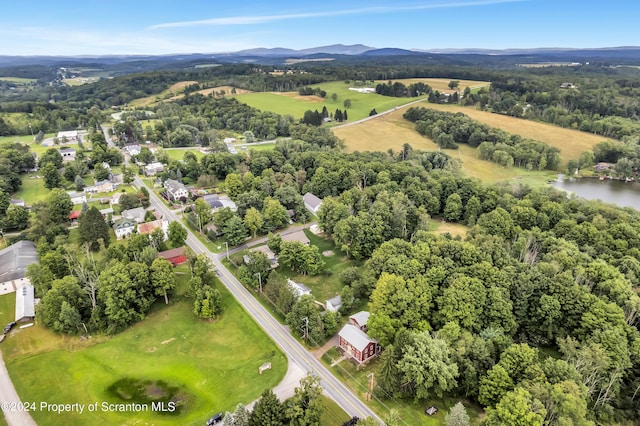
[121,207,147,223]
[338,324,381,364]
[203,194,237,212]
[349,311,370,331]
[303,192,323,215]
[113,218,136,240]
[326,295,342,312]
[287,278,311,299]
[164,179,189,201]
[0,241,38,286]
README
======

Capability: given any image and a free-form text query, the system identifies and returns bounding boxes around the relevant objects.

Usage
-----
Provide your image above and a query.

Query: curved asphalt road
[134,176,383,424]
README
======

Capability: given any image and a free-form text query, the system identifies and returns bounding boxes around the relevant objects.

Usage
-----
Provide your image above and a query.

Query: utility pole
[224,241,229,260]
[367,372,375,401]
[301,317,309,341]
[254,272,262,293]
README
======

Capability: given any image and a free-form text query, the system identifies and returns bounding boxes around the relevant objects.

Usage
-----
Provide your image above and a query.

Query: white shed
[15,282,35,322]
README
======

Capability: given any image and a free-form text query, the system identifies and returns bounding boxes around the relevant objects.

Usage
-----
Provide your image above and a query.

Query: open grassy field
[169,86,252,101]
[4,269,286,426]
[0,77,36,84]
[431,219,469,239]
[15,176,48,204]
[334,103,565,185]
[416,103,608,163]
[373,78,490,93]
[165,148,206,162]
[232,80,434,122]
[129,81,198,107]
[62,77,100,86]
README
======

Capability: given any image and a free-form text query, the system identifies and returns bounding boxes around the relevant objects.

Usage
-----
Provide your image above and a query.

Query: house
[137,219,169,240]
[113,218,136,239]
[99,207,114,217]
[280,229,310,245]
[121,207,147,223]
[249,245,278,268]
[205,223,222,237]
[223,137,237,144]
[303,192,323,216]
[560,82,576,89]
[287,278,312,299]
[9,199,25,207]
[68,210,82,222]
[338,324,381,364]
[0,241,38,287]
[15,282,35,322]
[124,144,141,156]
[594,162,614,172]
[57,130,79,142]
[59,147,76,162]
[67,191,87,205]
[158,247,187,266]
[326,295,342,313]
[144,162,164,176]
[203,194,237,212]
[110,192,124,205]
[349,311,370,331]
[85,180,117,194]
[164,179,189,201]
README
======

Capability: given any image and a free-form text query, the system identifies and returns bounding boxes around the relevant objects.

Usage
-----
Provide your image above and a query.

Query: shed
[287,278,312,299]
[158,247,187,266]
[326,295,342,312]
[15,282,35,322]
[349,311,370,331]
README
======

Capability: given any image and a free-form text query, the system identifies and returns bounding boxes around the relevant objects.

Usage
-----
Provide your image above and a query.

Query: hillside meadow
[333,102,605,184]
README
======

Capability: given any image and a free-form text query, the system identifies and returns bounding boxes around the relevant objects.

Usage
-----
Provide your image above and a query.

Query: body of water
[551,175,640,210]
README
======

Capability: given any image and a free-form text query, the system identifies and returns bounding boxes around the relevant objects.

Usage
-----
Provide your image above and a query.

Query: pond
[551,175,640,210]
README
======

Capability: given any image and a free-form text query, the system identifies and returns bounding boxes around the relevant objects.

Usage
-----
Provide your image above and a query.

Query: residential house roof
[303,192,322,210]
[59,147,76,154]
[287,278,311,298]
[326,295,342,311]
[339,324,376,352]
[15,282,35,321]
[68,210,82,220]
[57,130,78,139]
[95,179,113,187]
[10,199,25,205]
[0,241,38,284]
[280,230,310,245]
[99,207,114,216]
[350,311,370,328]
[250,245,277,261]
[164,178,187,193]
[121,207,146,222]
[158,247,185,260]
[137,219,166,235]
[203,194,236,211]
[113,218,136,231]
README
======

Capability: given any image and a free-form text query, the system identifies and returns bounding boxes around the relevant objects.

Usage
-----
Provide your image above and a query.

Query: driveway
[0,351,37,426]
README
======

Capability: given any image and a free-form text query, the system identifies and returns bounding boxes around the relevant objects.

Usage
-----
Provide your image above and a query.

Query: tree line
[404,107,562,170]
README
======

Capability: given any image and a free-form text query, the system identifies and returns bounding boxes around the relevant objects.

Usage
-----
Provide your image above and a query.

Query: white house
[9,199,25,207]
[164,179,189,201]
[59,147,76,162]
[124,144,141,156]
[15,281,35,322]
[113,218,136,240]
[56,130,79,142]
[326,295,342,312]
[121,207,146,223]
[287,278,312,299]
[303,192,323,216]
[67,191,87,205]
[144,162,164,176]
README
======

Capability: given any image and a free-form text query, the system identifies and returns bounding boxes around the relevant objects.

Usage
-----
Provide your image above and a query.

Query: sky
[0,0,638,56]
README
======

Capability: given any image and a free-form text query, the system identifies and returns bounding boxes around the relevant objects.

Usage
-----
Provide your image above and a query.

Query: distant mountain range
[1,44,640,68]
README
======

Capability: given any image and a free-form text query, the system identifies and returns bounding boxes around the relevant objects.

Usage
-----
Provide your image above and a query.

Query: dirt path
[0,351,37,426]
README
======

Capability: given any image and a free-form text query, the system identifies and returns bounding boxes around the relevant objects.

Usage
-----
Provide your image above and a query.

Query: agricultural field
[333,104,580,185]
[0,77,37,84]
[372,77,490,93]
[3,269,287,426]
[232,80,423,122]
[129,81,198,107]
[62,76,100,86]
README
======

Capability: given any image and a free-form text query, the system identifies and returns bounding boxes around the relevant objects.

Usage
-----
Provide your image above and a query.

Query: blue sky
[0,0,638,55]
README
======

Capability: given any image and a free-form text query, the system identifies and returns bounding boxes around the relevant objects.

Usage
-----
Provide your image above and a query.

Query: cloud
[149,0,526,29]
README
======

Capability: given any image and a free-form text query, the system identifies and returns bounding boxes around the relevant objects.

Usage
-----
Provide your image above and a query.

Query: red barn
[158,247,187,266]
[338,324,381,364]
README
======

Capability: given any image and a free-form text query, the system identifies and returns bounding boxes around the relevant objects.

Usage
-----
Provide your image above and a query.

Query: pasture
[3,271,287,426]
[129,81,198,107]
[372,77,490,93]
[0,77,36,84]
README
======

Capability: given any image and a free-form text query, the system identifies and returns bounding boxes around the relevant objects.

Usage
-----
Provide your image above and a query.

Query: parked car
[206,412,224,425]
[3,322,16,334]
[425,405,438,415]
[342,417,359,426]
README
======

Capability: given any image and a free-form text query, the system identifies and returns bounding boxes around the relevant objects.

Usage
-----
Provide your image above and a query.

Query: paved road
[133,176,383,424]
[0,352,37,426]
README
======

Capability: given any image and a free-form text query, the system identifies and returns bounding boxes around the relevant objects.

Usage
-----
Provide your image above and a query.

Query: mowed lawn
[334,104,562,185]
[15,176,48,204]
[165,148,205,162]
[4,284,286,426]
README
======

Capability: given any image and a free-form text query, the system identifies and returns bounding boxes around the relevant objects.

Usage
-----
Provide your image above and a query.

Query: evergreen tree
[78,206,110,251]
[249,389,287,426]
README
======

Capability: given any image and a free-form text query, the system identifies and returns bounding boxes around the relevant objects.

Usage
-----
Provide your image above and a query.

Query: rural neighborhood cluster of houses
[1,134,384,366]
